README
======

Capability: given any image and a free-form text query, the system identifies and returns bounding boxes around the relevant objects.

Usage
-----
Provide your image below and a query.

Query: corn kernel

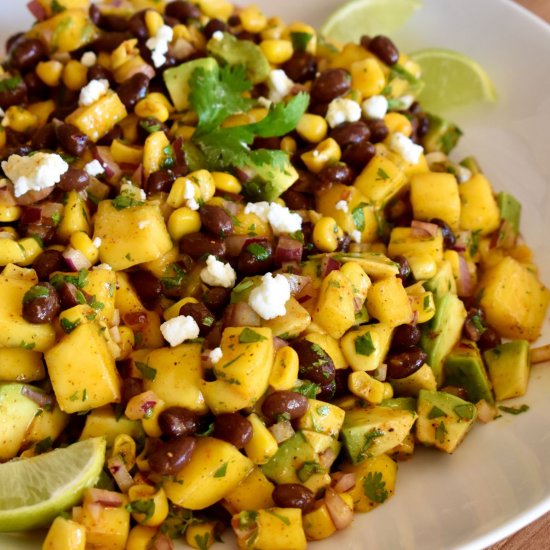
[111,39,139,71]
[301,138,341,173]
[128,484,169,527]
[111,433,136,468]
[384,112,413,137]
[348,371,385,404]
[313,216,342,253]
[186,522,218,549]
[2,106,38,134]
[244,413,278,464]
[145,9,164,37]
[0,127,6,150]
[126,525,157,550]
[239,5,267,33]
[143,131,170,178]
[269,346,299,390]
[173,24,192,41]
[43,516,86,550]
[171,123,195,140]
[407,253,438,280]
[27,100,55,127]
[135,97,169,123]
[212,171,242,194]
[280,136,297,154]
[111,139,143,165]
[296,113,328,143]
[383,382,394,400]
[36,60,64,87]
[351,58,386,98]
[168,207,201,241]
[192,169,216,202]
[260,39,293,64]
[69,231,100,264]
[0,205,21,222]
[62,60,88,91]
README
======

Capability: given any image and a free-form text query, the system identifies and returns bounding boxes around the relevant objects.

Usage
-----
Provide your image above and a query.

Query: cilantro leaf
[293,380,320,399]
[355,333,376,356]
[213,462,228,478]
[498,404,529,415]
[238,328,266,344]
[246,242,269,261]
[135,361,157,380]
[363,471,389,503]
[352,202,369,231]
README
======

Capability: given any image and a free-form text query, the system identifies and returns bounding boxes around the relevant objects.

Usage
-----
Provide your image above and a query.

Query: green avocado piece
[340,406,417,465]
[497,191,521,237]
[0,383,40,461]
[261,431,317,484]
[240,160,299,202]
[424,260,457,298]
[459,156,481,176]
[422,113,463,154]
[379,397,417,412]
[420,293,467,384]
[163,57,218,111]
[416,389,476,453]
[207,32,270,84]
[444,343,494,404]
[484,340,531,401]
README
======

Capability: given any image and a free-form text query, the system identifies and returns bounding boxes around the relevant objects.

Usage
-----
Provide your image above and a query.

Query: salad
[0,0,548,549]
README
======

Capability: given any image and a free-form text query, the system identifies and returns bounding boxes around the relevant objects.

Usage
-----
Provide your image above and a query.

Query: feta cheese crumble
[200,255,237,288]
[183,180,199,211]
[335,200,349,213]
[84,159,104,177]
[362,95,388,119]
[120,182,146,201]
[267,69,294,103]
[350,230,362,243]
[244,202,302,236]
[146,24,174,68]
[92,237,102,248]
[398,95,415,110]
[326,98,361,128]
[456,165,472,183]
[212,30,224,42]
[79,79,109,106]
[389,132,424,165]
[2,153,68,198]
[209,347,223,364]
[248,273,291,320]
[80,51,97,68]
[160,315,200,347]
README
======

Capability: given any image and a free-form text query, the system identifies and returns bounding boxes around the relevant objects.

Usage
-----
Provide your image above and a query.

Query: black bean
[58,169,90,192]
[391,324,421,351]
[24,71,49,101]
[33,250,66,281]
[282,51,317,83]
[31,123,58,151]
[253,136,281,150]
[293,339,336,384]
[121,377,143,405]
[180,232,226,259]
[429,218,456,249]
[116,72,150,110]
[199,205,233,237]
[10,38,47,70]
[386,347,427,379]
[280,189,313,211]
[261,391,309,421]
[57,282,89,310]
[165,1,201,21]
[477,327,502,352]
[97,124,122,146]
[21,223,56,245]
[89,4,102,25]
[5,32,24,54]
[148,436,196,475]
[22,283,61,324]
[310,69,351,103]
[317,379,337,401]
[237,239,273,276]
[101,14,130,33]
[272,484,315,513]
[341,140,376,171]
[129,270,162,306]
[204,19,228,39]
[91,32,129,53]
[179,302,215,336]
[319,163,355,188]
[0,77,27,109]
[145,169,175,195]
[158,407,200,438]
[293,170,320,194]
[203,287,230,312]
[393,255,411,281]
[128,11,149,40]
[330,121,370,149]
[213,413,253,448]
[367,35,400,66]
[55,123,89,157]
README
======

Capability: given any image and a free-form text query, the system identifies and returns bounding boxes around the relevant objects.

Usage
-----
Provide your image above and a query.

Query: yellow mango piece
[390,363,437,396]
[111,139,143,165]
[164,437,254,510]
[244,413,279,465]
[459,173,500,236]
[82,269,117,324]
[408,290,436,323]
[367,276,413,327]
[340,323,393,372]
[80,405,143,446]
[348,371,385,404]
[410,172,461,231]
[388,226,444,264]
[57,190,90,241]
[304,332,347,370]
[303,503,336,540]
[45,322,121,413]
[43,516,86,550]
[25,403,69,447]
[201,379,252,415]
[0,347,45,382]
[185,521,218,550]
[328,43,374,71]
[351,57,387,97]
[261,297,311,338]
[296,399,346,437]
[80,497,130,550]
[222,467,275,514]
[94,201,173,271]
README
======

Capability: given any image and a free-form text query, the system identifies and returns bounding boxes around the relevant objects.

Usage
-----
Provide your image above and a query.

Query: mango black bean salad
[0,0,548,548]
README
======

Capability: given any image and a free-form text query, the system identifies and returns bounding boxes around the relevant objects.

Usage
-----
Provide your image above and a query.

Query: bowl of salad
[0,0,548,549]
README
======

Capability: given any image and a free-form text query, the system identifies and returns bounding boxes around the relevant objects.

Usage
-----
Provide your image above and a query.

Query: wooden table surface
[485,4,550,548]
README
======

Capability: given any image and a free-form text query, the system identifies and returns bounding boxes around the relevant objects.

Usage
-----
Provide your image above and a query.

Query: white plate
[1,1,549,549]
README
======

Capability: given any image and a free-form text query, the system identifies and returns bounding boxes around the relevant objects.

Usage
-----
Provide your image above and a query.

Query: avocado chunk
[341,406,417,464]
[240,160,299,202]
[390,363,437,397]
[444,343,494,403]
[496,191,521,246]
[420,293,467,384]
[422,113,463,154]
[459,155,481,176]
[416,389,476,453]
[483,340,531,401]
[262,431,317,484]
[424,260,457,297]
[164,57,218,111]
[0,383,41,461]
[379,397,417,412]
[207,32,270,85]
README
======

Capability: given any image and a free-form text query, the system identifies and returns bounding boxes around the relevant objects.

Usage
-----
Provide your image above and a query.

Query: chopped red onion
[131,164,144,188]
[321,256,341,277]
[268,420,295,444]
[27,0,47,20]
[275,236,303,263]
[62,247,92,271]
[325,488,354,530]
[225,302,261,327]
[85,488,124,508]
[284,274,311,296]
[457,254,475,297]
[107,456,134,492]
[273,336,288,351]
[411,220,439,238]
[476,399,499,423]
[92,146,122,182]
[453,230,471,252]
[332,472,356,493]
[21,386,54,408]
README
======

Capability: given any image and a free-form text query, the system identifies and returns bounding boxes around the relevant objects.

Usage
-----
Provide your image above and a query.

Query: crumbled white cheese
[120,182,146,201]
[146,24,174,68]
[389,132,423,164]
[160,315,200,347]
[335,200,349,213]
[200,255,237,288]
[398,95,415,110]
[212,30,224,42]
[183,180,199,211]
[350,230,362,243]
[248,273,291,320]
[209,347,223,364]
[456,165,472,183]
[244,202,302,236]
[80,51,97,68]
[92,237,102,248]
[84,159,105,177]
[326,98,362,128]
[362,95,388,119]
[94,263,112,271]
[79,78,109,106]
[267,69,294,103]
[2,153,68,198]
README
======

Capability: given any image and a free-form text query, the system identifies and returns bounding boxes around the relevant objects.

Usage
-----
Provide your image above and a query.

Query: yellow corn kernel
[260,39,293,64]
[111,139,143,165]
[141,399,166,438]
[143,131,170,178]
[244,413,278,465]
[301,138,341,173]
[0,205,21,222]
[269,346,299,390]
[239,5,267,33]
[145,9,164,37]
[383,382,394,400]
[126,525,157,550]
[2,106,38,134]
[69,231,100,264]
[62,60,88,90]
[111,39,139,71]
[212,171,242,194]
[313,216,342,253]
[0,127,6,150]
[171,123,196,140]
[27,100,55,127]
[167,207,201,241]
[167,177,196,208]
[261,17,284,40]
[351,58,386,98]
[135,93,173,123]
[407,253,438,280]
[96,51,111,69]
[43,516,86,550]
[296,113,328,144]
[191,169,216,202]
[348,370,385,404]
[128,484,169,527]
[36,60,64,87]
[196,0,233,20]
[384,112,413,137]
[280,135,296,154]
[111,433,136,468]
[163,297,198,321]
[172,24,192,41]
[186,522,218,549]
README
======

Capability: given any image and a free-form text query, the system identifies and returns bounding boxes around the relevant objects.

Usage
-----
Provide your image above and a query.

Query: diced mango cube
[459,173,500,236]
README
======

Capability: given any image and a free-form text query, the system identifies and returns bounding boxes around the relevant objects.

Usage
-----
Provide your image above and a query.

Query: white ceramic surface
[0,1,549,549]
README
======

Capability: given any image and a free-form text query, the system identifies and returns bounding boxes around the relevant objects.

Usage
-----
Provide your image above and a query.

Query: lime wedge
[320,0,422,44]
[410,48,497,114]
[0,437,106,531]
